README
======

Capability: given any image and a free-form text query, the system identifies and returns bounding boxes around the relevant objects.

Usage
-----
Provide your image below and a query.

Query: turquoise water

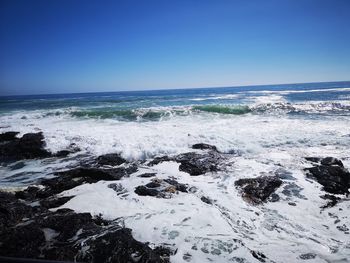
[1,81,350,119]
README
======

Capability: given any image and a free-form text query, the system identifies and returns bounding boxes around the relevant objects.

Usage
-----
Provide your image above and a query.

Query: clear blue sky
[0,0,349,95]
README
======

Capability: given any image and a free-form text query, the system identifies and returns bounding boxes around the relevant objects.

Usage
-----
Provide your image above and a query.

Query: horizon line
[1,79,350,97]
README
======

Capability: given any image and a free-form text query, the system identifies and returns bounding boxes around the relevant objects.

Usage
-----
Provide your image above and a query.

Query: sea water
[0,81,349,262]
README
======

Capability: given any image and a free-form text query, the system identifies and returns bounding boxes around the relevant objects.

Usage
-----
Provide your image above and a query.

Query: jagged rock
[17,166,138,199]
[0,131,19,142]
[97,153,126,166]
[40,196,74,209]
[0,191,35,232]
[0,132,51,162]
[76,228,168,263]
[320,194,341,209]
[201,196,212,204]
[176,152,222,176]
[191,143,218,151]
[304,157,350,194]
[138,172,157,178]
[135,186,159,197]
[0,197,168,262]
[235,176,283,204]
[305,156,344,167]
[148,151,223,176]
[148,156,172,166]
[135,178,188,198]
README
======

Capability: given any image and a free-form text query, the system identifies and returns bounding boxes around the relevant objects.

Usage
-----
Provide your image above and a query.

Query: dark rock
[149,151,223,176]
[288,202,297,206]
[40,196,74,209]
[336,224,349,233]
[0,192,167,262]
[76,228,168,263]
[299,253,316,260]
[305,156,344,167]
[148,156,172,166]
[304,164,350,194]
[15,186,40,200]
[138,172,157,178]
[304,157,322,163]
[0,132,51,162]
[135,186,159,197]
[200,196,212,204]
[0,191,35,232]
[321,157,344,167]
[17,166,137,199]
[250,250,267,262]
[0,131,19,142]
[235,176,283,204]
[146,182,162,188]
[269,193,280,202]
[176,152,222,176]
[0,222,46,258]
[191,143,218,151]
[54,150,72,157]
[163,179,188,192]
[97,153,126,166]
[320,194,341,209]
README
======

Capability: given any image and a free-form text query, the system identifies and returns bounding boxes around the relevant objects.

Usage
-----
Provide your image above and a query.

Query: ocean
[1,81,350,262]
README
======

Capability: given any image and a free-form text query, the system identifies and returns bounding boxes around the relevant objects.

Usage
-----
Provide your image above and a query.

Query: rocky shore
[0,131,349,262]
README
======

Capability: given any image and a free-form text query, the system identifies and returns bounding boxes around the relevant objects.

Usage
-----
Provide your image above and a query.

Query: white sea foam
[1,99,350,262]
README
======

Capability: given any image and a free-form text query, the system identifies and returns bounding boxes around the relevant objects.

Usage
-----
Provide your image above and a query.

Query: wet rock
[0,191,35,232]
[163,179,188,192]
[148,151,224,176]
[320,194,341,209]
[135,186,159,197]
[304,158,350,194]
[235,176,283,204]
[138,172,157,178]
[77,228,168,263]
[146,182,162,188]
[0,131,19,142]
[336,224,349,233]
[108,183,127,195]
[17,166,137,199]
[176,152,222,176]
[299,253,316,260]
[191,143,218,151]
[321,157,344,167]
[201,196,212,204]
[0,222,46,258]
[305,156,344,167]
[54,150,73,157]
[135,178,188,198]
[250,250,267,262]
[0,132,51,162]
[148,156,172,166]
[40,196,74,209]
[97,153,126,166]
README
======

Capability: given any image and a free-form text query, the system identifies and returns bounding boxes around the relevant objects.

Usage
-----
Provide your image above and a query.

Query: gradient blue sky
[0,0,349,95]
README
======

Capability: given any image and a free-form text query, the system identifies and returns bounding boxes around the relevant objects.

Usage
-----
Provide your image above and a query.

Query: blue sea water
[1,81,350,118]
[1,82,350,262]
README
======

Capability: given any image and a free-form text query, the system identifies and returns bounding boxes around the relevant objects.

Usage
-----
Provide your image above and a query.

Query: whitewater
[0,81,350,262]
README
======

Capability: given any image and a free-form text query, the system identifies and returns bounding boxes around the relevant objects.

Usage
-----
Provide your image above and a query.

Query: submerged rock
[304,157,350,194]
[191,143,218,151]
[97,153,126,166]
[235,176,283,204]
[148,147,224,176]
[17,166,138,199]
[0,132,51,162]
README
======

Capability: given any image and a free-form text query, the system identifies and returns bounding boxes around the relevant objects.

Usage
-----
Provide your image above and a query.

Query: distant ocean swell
[10,100,350,121]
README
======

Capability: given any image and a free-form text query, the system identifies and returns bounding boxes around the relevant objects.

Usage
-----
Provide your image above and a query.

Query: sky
[0,0,349,95]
